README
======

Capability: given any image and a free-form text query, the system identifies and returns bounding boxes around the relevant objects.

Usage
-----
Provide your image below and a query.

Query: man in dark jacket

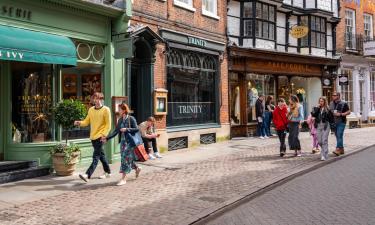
[329,92,350,156]
[256,94,266,139]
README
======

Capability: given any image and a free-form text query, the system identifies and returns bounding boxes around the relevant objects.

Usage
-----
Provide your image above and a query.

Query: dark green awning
[0,25,76,66]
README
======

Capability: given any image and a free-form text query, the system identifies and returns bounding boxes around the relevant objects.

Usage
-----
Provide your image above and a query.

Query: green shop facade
[0,0,132,166]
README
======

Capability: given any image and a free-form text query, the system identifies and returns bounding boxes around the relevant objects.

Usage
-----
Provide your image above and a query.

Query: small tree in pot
[50,99,87,176]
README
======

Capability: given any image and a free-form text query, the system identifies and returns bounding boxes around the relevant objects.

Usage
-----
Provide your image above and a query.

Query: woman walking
[272,98,288,157]
[264,96,275,137]
[311,97,334,161]
[288,95,304,157]
[104,103,141,186]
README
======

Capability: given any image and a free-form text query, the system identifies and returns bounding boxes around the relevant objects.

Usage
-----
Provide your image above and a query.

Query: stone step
[0,161,37,173]
[0,167,50,184]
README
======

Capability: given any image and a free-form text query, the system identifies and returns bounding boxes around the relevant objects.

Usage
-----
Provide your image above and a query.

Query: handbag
[125,116,148,161]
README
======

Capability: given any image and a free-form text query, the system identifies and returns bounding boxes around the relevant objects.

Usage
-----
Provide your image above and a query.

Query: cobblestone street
[0,127,374,225]
[204,144,375,225]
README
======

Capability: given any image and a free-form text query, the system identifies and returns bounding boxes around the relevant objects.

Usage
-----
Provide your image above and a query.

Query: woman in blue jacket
[104,103,141,186]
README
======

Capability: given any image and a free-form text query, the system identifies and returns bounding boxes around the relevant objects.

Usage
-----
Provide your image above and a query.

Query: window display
[11,62,54,143]
[62,63,103,139]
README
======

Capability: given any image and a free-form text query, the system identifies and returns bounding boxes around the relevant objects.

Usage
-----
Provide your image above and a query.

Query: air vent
[200,133,216,144]
[168,136,188,151]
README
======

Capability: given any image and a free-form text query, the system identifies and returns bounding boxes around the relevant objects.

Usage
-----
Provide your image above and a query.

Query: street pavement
[204,145,375,225]
[0,127,374,225]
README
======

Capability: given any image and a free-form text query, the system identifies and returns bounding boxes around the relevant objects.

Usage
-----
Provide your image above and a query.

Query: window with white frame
[174,0,194,10]
[370,72,375,111]
[364,14,373,41]
[202,0,217,17]
[341,69,353,111]
[345,9,356,49]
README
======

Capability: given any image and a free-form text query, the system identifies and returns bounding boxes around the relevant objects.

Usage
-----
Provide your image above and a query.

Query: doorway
[129,39,153,123]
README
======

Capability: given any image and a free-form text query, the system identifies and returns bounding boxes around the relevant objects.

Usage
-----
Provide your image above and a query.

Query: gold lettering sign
[290,25,309,39]
[248,60,322,76]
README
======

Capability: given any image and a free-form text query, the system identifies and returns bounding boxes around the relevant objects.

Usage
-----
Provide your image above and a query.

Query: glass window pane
[269,24,274,40]
[11,62,54,143]
[262,5,268,20]
[244,2,252,18]
[61,63,104,140]
[256,20,262,37]
[269,6,275,21]
[244,20,253,36]
[256,2,262,18]
[262,22,269,38]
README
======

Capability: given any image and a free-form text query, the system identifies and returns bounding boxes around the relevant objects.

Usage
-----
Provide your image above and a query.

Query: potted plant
[51,99,87,176]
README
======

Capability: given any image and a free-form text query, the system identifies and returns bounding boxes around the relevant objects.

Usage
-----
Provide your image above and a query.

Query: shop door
[129,38,153,123]
[0,63,3,160]
[360,81,365,118]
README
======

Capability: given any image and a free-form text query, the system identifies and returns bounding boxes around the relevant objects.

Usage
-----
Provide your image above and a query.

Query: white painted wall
[333,0,339,17]
[289,16,298,46]
[289,47,298,53]
[311,48,326,57]
[227,1,240,17]
[327,36,333,50]
[277,45,285,52]
[277,27,286,45]
[293,0,303,8]
[228,16,240,36]
[243,39,253,48]
[300,48,309,55]
[327,23,332,36]
[256,39,275,50]
[229,37,239,46]
[283,0,292,5]
[306,0,315,8]
[277,12,286,28]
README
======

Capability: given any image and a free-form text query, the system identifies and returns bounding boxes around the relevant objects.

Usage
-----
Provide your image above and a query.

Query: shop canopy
[0,25,76,66]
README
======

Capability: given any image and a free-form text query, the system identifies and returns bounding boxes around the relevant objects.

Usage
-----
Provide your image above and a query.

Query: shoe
[79,174,88,183]
[99,173,111,179]
[148,153,156,160]
[280,152,285,157]
[297,151,302,157]
[154,152,162,158]
[340,148,345,155]
[320,156,326,161]
[264,136,270,139]
[259,136,265,139]
[116,179,126,186]
[135,167,141,179]
[333,148,341,156]
[312,148,317,154]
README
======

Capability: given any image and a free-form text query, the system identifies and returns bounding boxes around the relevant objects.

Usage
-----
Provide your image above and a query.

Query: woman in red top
[273,98,288,157]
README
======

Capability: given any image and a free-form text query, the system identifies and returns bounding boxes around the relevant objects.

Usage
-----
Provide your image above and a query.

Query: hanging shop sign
[113,37,133,59]
[322,78,331,86]
[290,25,309,39]
[363,40,375,56]
[339,75,349,86]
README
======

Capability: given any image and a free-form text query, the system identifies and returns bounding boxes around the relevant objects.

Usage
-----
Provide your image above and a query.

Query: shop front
[229,47,339,137]
[158,29,229,150]
[0,0,130,166]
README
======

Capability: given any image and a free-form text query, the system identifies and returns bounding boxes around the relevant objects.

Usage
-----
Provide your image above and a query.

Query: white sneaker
[116,179,126,186]
[259,136,265,139]
[148,153,156,160]
[154,152,162,158]
[79,174,88,182]
[264,136,270,139]
[321,156,326,161]
[99,173,111,179]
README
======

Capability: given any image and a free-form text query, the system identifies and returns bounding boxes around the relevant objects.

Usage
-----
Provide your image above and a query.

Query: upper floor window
[364,14,373,40]
[202,0,218,18]
[345,9,356,49]
[317,0,332,11]
[311,16,326,48]
[174,0,195,11]
[241,2,276,41]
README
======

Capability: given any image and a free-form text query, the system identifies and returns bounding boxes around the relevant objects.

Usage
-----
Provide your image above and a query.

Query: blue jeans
[335,122,346,148]
[264,111,272,136]
[86,138,111,178]
[257,119,266,137]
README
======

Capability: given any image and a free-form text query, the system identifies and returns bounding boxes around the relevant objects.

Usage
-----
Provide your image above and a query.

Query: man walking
[329,92,350,156]
[139,117,162,159]
[74,92,112,182]
[256,94,267,139]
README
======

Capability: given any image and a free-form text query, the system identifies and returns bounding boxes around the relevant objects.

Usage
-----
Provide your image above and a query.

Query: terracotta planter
[52,152,80,176]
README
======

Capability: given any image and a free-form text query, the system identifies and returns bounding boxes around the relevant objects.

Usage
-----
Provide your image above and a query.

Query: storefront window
[246,74,275,123]
[11,62,54,143]
[370,72,375,111]
[167,49,218,127]
[230,73,241,125]
[61,63,103,139]
[341,69,353,110]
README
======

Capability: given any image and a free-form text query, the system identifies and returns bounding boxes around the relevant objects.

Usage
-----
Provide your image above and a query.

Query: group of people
[256,92,350,160]
[73,92,162,186]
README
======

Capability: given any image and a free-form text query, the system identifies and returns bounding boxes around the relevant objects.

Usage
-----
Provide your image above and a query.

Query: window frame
[174,0,196,12]
[345,9,356,49]
[341,69,354,111]
[364,13,373,41]
[202,0,220,19]
[310,16,327,49]
[370,72,375,111]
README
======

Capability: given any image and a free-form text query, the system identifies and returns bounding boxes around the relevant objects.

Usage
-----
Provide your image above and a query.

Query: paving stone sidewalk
[0,127,374,225]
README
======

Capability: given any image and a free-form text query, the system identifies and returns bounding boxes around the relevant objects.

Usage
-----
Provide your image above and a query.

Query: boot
[333,148,341,156]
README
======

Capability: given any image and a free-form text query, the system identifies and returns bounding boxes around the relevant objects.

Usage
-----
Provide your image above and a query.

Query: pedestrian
[256,94,267,139]
[103,103,141,186]
[138,116,162,160]
[311,97,334,161]
[272,98,288,157]
[329,92,350,156]
[264,96,275,137]
[74,92,112,182]
[306,114,320,154]
[287,95,304,157]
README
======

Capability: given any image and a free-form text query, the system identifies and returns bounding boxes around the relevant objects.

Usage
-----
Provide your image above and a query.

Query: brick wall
[337,0,375,52]
[130,0,229,129]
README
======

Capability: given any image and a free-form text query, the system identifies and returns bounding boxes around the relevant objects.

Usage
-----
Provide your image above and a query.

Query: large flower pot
[52,152,80,176]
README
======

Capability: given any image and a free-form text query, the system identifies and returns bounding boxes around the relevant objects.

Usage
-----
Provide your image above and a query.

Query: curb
[183,144,375,225]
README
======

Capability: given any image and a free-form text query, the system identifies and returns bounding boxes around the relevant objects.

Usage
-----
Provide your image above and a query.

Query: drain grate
[168,136,188,151]
[200,133,216,144]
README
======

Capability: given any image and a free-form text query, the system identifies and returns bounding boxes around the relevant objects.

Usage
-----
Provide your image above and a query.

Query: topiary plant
[53,99,87,144]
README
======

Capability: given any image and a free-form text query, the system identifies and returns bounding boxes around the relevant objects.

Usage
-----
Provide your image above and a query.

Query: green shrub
[50,143,80,165]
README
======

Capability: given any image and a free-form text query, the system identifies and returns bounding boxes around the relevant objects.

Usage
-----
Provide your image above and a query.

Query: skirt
[288,122,301,150]
[120,140,138,174]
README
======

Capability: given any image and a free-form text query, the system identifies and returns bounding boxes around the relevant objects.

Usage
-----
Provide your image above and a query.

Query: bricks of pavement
[0,128,373,225]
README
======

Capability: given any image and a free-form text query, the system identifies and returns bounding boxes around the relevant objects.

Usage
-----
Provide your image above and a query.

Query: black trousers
[86,138,111,178]
[142,137,158,154]
[277,130,287,152]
